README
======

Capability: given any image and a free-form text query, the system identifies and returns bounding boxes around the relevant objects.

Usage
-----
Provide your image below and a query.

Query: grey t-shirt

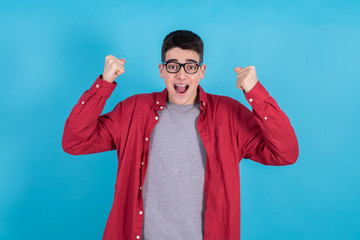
[141,99,207,240]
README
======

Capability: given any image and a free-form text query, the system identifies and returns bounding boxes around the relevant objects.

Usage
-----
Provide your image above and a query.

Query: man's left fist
[234,65,258,93]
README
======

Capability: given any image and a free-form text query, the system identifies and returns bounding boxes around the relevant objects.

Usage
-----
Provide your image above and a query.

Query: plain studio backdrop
[0,0,359,239]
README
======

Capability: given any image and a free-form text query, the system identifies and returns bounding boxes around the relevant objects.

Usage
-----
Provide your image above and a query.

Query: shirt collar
[155,85,208,110]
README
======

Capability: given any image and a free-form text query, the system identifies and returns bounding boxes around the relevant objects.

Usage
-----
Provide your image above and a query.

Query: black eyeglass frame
[162,61,202,74]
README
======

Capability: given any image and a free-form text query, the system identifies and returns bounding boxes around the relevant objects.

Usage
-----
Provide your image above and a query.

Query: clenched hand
[102,55,125,83]
[234,65,258,93]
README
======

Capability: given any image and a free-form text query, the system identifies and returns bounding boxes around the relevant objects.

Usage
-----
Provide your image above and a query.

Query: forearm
[243,81,299,165]
[62,75,117,155]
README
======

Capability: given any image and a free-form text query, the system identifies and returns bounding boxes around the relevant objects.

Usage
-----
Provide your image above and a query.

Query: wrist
[101,75,114,83]
[243,80,258,93]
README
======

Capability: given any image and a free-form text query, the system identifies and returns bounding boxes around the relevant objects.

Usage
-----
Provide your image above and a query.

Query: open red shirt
[62,75,299,240]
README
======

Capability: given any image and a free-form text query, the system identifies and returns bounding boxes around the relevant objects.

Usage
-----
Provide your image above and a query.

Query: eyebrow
[165,58,199,64]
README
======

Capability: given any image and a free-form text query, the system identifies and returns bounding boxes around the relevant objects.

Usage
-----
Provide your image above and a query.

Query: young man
[62,30,299,240]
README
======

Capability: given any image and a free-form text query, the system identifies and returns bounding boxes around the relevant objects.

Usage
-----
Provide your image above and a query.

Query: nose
[175,65,187,79]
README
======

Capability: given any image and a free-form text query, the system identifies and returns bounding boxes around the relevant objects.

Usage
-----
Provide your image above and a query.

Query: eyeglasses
[162,61,201,74]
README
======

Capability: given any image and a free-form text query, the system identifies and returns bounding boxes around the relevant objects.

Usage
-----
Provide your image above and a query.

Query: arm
[62,56,126,155]
[235,66,299,165]
[62,76,118,155]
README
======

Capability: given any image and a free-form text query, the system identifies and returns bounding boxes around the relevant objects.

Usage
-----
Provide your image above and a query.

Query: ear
[200,64,206,79]
[159,63,165,78]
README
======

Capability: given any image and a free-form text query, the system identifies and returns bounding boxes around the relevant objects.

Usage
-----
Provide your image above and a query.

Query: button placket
[141,136,148,193]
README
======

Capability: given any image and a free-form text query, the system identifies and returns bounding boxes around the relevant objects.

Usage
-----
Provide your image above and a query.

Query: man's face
[159,47,206,105]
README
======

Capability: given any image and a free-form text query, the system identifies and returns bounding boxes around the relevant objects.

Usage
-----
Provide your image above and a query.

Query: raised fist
[102,55,125,83]
[234,65,258,93]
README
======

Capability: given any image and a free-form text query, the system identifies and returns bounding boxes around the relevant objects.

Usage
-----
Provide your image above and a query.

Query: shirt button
[264,116,268,120]
[249,98,253,102]
[160,106,164,110]
[156,101,159,104]
[96,84,99,88]
[139,210,143,215]
[140,186,142,190]
[141,161,144,165]
[202,102,205,106]
[136,236,140,239]
[81,101,85,104]
[155,116,159,120]
[145,137,149,141]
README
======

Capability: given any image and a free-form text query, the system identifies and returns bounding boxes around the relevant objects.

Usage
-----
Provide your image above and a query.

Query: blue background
[1,0,359,239]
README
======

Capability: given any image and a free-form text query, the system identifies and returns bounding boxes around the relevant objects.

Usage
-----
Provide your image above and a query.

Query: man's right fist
[102,55,125,83]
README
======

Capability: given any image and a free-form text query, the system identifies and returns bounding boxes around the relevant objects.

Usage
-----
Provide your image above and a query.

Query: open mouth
[174,84,189,94]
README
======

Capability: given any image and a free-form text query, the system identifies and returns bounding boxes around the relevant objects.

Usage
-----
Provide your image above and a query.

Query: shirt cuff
[88,75,117,98]
[244,81,269,107]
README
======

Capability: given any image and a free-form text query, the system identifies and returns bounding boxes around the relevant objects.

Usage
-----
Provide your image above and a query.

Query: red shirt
[62,75,299,240]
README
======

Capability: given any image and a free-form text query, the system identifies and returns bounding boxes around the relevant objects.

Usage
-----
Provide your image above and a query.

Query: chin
[171,98,186,105]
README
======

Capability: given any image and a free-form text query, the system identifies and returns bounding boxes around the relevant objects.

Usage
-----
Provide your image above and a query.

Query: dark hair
[161,30,204,63]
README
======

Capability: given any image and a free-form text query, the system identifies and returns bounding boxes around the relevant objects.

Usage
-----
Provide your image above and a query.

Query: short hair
[161,30,204,63]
